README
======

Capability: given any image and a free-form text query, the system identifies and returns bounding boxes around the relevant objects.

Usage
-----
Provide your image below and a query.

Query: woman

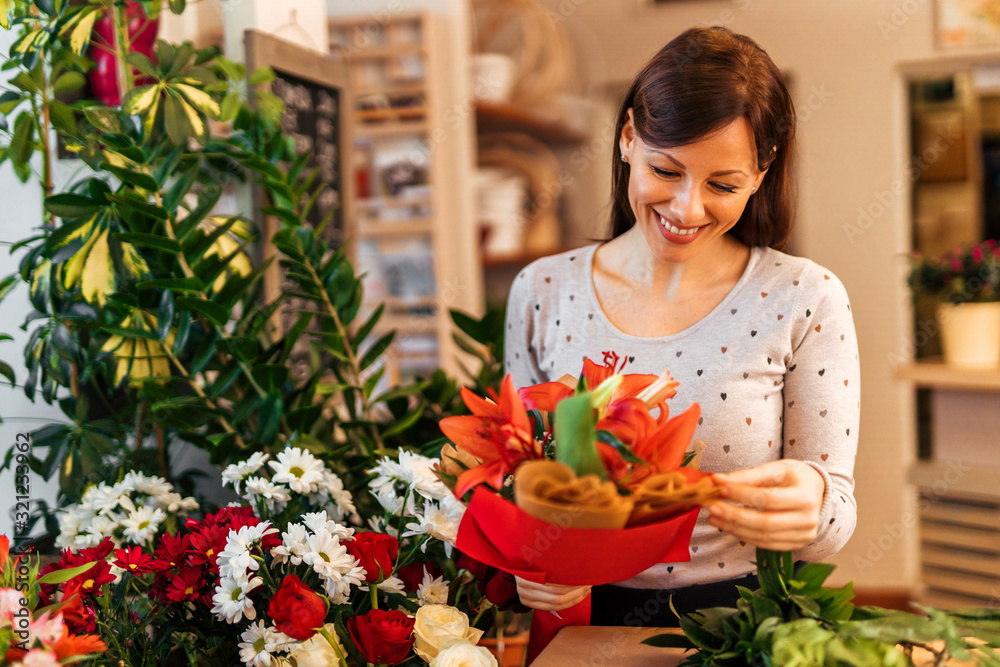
[503,26,859,626]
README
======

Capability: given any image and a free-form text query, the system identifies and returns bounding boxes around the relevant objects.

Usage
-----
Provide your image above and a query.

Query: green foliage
[643,549,1000,666]
[0,0,501,533]
[908,240,1000,304]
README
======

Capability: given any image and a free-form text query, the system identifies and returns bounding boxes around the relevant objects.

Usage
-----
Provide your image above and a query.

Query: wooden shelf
[482,247,575,268]
[354,195,432,211]
[355,219,433,237]
[908,461,1000,499]
[354,119,429,137]
[475,101,587,144]
[895,358,1000,391]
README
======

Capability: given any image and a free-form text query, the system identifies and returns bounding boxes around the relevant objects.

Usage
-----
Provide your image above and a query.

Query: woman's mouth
[657,214,705,243]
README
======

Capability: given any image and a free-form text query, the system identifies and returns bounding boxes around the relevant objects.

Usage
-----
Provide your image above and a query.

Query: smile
[658,214,702,236]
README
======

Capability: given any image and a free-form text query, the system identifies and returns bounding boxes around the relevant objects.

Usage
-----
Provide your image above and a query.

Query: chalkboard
[244,30,352,369]
[271,70,343,237]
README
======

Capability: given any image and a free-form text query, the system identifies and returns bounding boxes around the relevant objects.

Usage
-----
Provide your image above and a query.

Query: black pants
[590,572,759,627]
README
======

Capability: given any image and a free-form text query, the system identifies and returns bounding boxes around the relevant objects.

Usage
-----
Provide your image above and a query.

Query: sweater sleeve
[503,265,546,390]
[783,266,861,563]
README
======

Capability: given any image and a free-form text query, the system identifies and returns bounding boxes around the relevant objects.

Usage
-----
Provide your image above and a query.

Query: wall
[531,0,952,590]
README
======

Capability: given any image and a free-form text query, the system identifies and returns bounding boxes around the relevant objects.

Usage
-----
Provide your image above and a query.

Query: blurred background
[3,0,1000,615]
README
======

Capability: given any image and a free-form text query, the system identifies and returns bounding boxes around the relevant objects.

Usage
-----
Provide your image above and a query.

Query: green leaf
[11,71,40,94]
[553,391,603,479]
[53,71,86,94]
[44,194,99,220]
[641,634,694,649]
[0,360,14,386]
[175,296,230,326]
[103,164,159,192]
[0,90,24,115]
[105,193,168,221]
[101,326,159,341]
[47,100,77,135]
[138,277,205,292]
[83,106,123,135]
[251,364,289,393]
[219,91,240,122]
[260,205,300,227]
[381,404,425,438]
[10,112,36,167]
[38,560,97,585]
[168,0,186,14]
[114,233,181,253]
[69,9,99,54]
[163,93,194,144]
[157,290,175,340]
[122,84,161,116]
[248,67,276,86]
[126,52,159,79]
[255,393,282,445]
[0,0,13,29]
[359,331,395,371]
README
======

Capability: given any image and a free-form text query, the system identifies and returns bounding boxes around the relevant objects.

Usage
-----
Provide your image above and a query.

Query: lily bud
[590,373,624,412]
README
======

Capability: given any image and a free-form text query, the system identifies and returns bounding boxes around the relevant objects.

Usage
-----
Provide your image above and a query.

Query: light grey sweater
[504,243,860,589]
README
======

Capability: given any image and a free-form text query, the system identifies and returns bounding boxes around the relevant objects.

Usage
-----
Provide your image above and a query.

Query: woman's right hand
[514,577,592,612]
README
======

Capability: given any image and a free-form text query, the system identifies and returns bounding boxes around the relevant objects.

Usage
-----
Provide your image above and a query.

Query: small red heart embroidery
[545,277,551,283]
[824,274,830,280]
[821,453,829,461]
[777,314,783,320]
[746,417,752,425]
[721,346,728,353]
[815,325,822,332]
[761,292,768,298]
[844,380,848,386]
[789,439,796,446]
[566,335,572,342]
[767,440,772,448]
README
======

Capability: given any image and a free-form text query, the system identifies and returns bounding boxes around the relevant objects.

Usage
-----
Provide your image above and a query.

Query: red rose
[482,568,530,613]
[346,532,398,583]
[268,574,327,640]
[347,609,415,665]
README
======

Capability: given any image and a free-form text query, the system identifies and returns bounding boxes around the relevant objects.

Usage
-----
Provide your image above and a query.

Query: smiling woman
[503,25,860,627]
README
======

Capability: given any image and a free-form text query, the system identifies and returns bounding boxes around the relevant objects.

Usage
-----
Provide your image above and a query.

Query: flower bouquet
[33,445,512,666]
[436,353,721,662]
[907,239,1000,304]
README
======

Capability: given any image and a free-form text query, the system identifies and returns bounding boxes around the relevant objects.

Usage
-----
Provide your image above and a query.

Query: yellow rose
[429,641,498,667]
[412,605,484,662]
[288,623,346,667]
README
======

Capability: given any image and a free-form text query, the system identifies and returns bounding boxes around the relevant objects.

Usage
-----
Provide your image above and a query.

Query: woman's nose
[670,184,705,223]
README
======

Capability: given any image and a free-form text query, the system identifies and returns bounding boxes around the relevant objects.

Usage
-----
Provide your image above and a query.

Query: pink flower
[972,246,984,263]
[950,257,963,272]
[20,649,61,667]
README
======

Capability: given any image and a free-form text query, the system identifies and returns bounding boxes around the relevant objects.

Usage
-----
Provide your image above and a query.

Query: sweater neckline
[583,242,763,342]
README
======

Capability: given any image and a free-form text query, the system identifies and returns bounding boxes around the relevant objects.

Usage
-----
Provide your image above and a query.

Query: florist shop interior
[2,0,1000,665]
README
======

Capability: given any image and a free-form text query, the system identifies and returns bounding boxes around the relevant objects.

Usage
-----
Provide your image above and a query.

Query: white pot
[937,301,1000,367]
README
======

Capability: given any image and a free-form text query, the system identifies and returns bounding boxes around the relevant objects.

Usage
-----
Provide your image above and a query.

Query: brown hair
[610,26,796,250]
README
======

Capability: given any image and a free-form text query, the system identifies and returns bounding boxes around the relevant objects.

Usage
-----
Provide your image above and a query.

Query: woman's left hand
[707,460,826,551]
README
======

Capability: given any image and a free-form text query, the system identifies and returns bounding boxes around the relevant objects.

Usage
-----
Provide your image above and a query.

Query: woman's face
[619,112,767,263]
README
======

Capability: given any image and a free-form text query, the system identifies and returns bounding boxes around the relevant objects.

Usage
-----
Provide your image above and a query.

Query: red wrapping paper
[456,487,700,664]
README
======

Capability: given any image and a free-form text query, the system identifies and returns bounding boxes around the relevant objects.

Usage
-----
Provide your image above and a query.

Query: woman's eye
[712,183,738,194]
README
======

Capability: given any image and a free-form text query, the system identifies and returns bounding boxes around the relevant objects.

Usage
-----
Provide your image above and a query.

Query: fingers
[514,577,592,612]
[707,501,819,551]
[713,460,792,487]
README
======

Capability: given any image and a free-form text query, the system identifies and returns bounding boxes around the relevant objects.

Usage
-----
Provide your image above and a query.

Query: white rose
[412,605,484,662]
[429,641,498,667]
[287,623,345,667]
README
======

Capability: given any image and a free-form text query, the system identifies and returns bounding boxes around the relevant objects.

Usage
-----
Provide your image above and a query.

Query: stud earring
[751,187,757,192]
[620,155,628,164]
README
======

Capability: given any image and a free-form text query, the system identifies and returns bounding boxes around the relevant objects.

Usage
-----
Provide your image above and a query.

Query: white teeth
[658,214,698,236]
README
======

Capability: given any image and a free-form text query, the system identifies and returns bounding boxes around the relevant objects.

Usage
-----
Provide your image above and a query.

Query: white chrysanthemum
[82,482,126,513]
[218,523,277,582]
[302,529,356,580]
[323,562,366,601]
[122,506,166,545]
[271,524,310,565]
[308,470,356,521]
[55,509,87,549]
[301,512,355,541]
[363,575,404,595]
[416,569,450,606]
[268,447,324,494]
[403,495,465,555]
[222,452,271,494]
[160,492,200,514]
[245,477,292,514]
[212,575,263,623]
[238,619,286,667]
[124,471,173,498]
[400,451,450,501]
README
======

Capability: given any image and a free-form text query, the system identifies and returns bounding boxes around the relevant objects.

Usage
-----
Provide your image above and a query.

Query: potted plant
[907,239,1000,367]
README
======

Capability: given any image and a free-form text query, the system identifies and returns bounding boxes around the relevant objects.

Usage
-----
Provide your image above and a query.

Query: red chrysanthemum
[164,566,204,603]
[152,533,192,572]
[113,545,154,574]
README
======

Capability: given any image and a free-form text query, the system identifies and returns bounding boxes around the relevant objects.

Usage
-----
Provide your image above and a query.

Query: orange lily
[0,534,8,569]
[440,375,543,498]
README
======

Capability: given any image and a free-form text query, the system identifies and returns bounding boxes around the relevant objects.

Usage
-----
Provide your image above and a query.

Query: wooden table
[532,627,686,666]
[531,626,988,666]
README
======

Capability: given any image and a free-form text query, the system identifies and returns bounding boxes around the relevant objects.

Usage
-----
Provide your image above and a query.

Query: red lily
[600,398,701,489]
[440,375,543,497]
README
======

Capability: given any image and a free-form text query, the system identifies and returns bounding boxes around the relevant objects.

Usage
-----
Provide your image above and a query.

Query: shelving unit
[328,11,482,386]
[896,359,1000,609]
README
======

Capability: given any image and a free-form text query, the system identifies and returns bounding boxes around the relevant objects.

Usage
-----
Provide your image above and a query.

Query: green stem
[369,581,378,610]
[304,259,384,454]
[319,627,349,667]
